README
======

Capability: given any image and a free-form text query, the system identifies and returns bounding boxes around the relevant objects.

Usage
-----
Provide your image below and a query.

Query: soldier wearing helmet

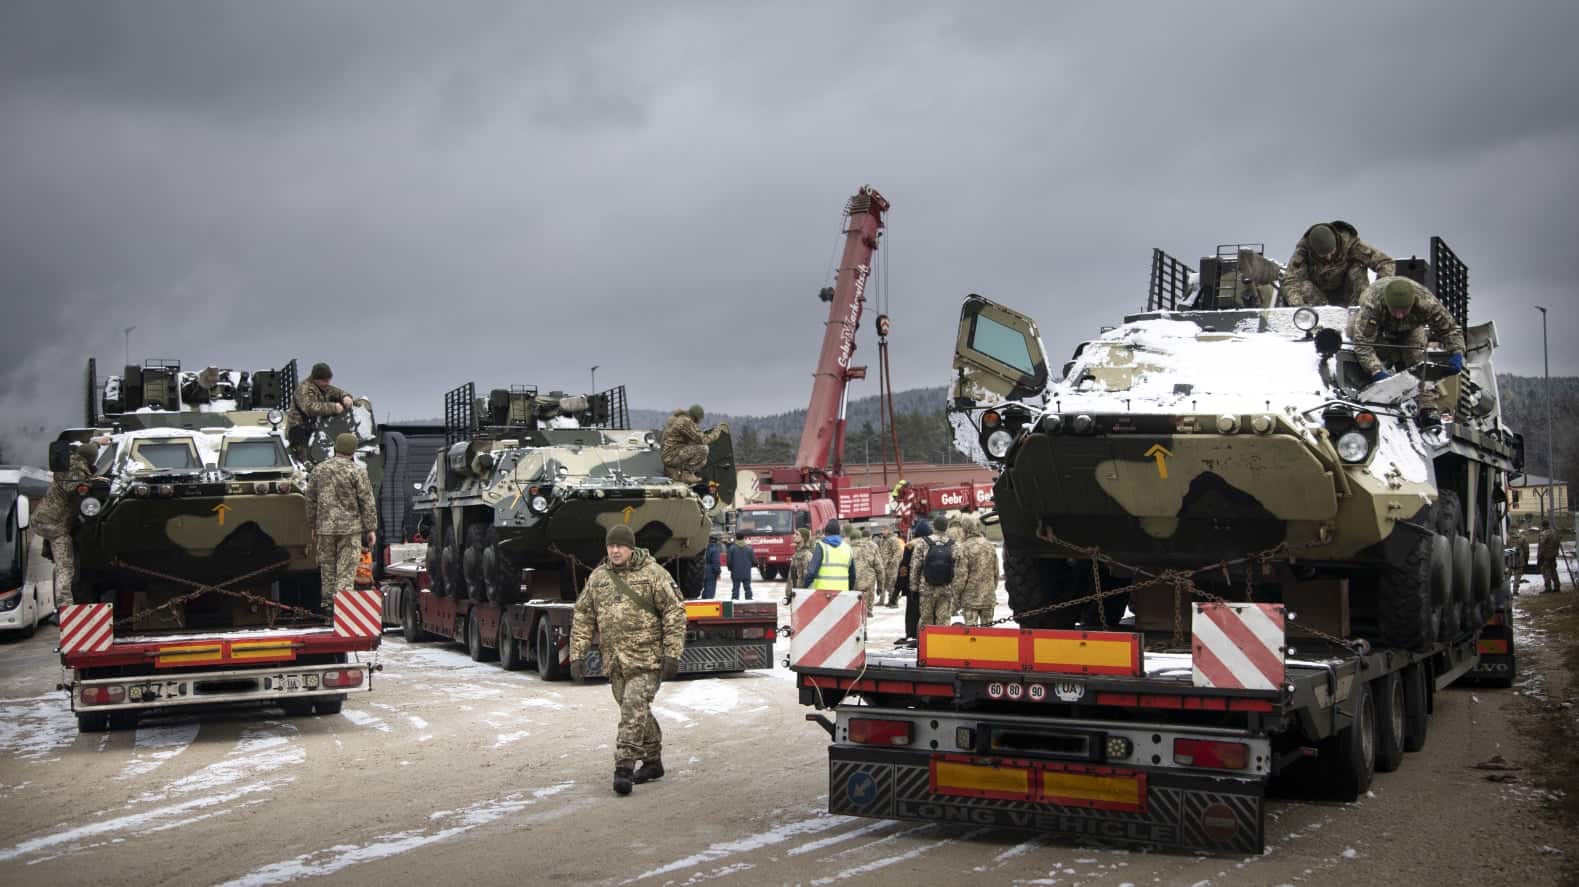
[1283,221,1395,307]
[659,404,727,484]
[1348,276,1466,387]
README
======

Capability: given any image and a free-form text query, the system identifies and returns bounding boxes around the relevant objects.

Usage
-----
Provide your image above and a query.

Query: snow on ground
[0,694,81,763]
[117,722,201,780]
[134,722,303,804]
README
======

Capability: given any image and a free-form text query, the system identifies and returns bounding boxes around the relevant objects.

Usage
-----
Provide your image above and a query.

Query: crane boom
[792,185,890,475]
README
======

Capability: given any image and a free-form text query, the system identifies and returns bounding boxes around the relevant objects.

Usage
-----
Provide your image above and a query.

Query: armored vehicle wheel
[1379,530,1434,651]
[400,586,428,642]
[1373,672,1406,773]
[466,613,496,662]
[677,551,706,600]
[498,615,523,670]
[314,696,344,715]
[483,533,519,606]
[1315,677,1375,801]
[1488,534,1506,594]
[1402,662,1430,752]
[1469,541,1491,625]
[426,536,448,597]
[463,524,488,602]
[440,525,463,598]
[1447,535,1472,638]
[1004,548,1075,630]
[535,620,566,681]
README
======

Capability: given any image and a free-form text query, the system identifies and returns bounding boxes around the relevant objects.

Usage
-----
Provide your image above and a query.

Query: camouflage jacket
[661,412,722,453]
[1348,277,1466,375]
[909,534,965,598]
[1538,529,1560,561]
[853,539,879,592]
[1283,221,1395,306]
[571,548,686,674]
[304,456,376,534]
[957,517,1000,610]
[877,535,903,571]
[287,380,349,428]
[32,454,91,536]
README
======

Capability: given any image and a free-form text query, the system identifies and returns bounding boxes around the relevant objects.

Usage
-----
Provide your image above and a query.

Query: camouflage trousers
[317,532,361,608]
[44,532,75,609]
[1542,561,1562,592]
[961,607,995,627]
[608,667,662,768]
[857,582,878,616]
[878,565,898,605]
[918,592,956,627]
[662,444,708,481]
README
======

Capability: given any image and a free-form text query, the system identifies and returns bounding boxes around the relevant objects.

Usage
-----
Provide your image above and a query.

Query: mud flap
[828,746,1264,855]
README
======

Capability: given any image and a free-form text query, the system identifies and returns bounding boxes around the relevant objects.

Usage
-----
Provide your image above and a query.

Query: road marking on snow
[214,783,576,887]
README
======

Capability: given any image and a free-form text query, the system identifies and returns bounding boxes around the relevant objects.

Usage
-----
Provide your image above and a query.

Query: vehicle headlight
[1293,307,1319,332]
[266,408,284,426]
[986,429,1014,459]
[529,495,550,513]
[1336,431,1371,463]
[80,497,102,517]
[700,494,717,510]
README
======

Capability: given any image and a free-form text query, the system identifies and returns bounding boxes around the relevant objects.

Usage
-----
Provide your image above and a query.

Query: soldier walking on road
[304,433,377,612]
[287,362,356,459]
[1537,521,1563,593]
[570,524,686,795]
[913,515,964,627]
[851,528,880,615]
[877,525,903,607]
[660,405,726,484]
[1282,221,1395,307]
[32,439,103,608]
[956,515,1000,626]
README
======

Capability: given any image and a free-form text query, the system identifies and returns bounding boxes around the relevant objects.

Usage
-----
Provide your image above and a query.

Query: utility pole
[590,365,599,394]
[1536,306,1553,526]
[123,326,136,367]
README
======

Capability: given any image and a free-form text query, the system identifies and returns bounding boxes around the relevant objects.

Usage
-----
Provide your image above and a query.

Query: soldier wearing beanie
[286,361,358,459]
[304,432,376,610]
[571,523,687,795]
[1282,221,1395,307]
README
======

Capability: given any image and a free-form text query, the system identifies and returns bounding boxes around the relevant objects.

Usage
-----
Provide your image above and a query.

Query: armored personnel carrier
[413,382,734,603]
[947,237,1522,651]
[52,358,377,621]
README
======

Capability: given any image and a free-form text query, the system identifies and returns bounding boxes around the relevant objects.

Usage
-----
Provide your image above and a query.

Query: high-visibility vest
[812,540,853,591]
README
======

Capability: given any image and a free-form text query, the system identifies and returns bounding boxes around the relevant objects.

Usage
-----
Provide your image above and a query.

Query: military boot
[633,759,664,784]
[678,472,702,484]
[613,766,634,795]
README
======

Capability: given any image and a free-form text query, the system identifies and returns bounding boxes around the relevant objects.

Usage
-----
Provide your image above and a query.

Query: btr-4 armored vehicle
[413,383,734,603]
[948,238,1522,651]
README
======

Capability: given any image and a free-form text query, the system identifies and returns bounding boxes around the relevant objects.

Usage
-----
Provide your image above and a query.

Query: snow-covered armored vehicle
[413,383,734,603]
[948,238,1522,650]
[51,358,377,622]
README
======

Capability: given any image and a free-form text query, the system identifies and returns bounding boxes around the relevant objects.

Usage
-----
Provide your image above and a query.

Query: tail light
[322,669,364,688]
[1172,738,1248,770]
[848,717,913,747]
[80,685,126,707]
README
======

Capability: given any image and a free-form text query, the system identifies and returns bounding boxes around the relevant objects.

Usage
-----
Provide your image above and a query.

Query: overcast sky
[2,1,1576,461]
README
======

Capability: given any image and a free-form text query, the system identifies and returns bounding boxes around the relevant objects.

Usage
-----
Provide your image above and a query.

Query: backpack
[921,537,956,587]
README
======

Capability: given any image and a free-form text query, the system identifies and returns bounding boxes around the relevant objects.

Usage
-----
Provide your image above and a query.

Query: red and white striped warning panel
[1191,602,1285,691]
[59,603,115,655]
[333,589,383,639]
[790,590,866,671]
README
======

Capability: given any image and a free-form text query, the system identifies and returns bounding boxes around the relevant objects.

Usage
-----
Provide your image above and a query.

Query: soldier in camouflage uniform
[303,433,377,610]
[286,362,355,459]
[32,439,101,608]
[660,405,725,484]
[570,524,687,795]
[1282,221,1395,307]
[1348,277,1466,382]
[956,515,1000,626]
[1537,521,1562,593]
[913,515,965,627]
[851,527,880,615]
[789,527,814,589]
[877,525,903,607]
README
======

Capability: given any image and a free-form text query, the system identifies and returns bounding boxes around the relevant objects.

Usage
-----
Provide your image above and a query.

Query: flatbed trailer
[793,599,1504,855]
[379,555,776,680]
[58,590,382,732]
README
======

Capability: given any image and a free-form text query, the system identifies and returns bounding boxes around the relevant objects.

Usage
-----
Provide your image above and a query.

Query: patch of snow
[1341,847,1358,859]
[340,709,390,733]
[809,828,987,883]
[628,812,854,882]
[135,723,303,803]
[786,820,897,856]
[404,715,429,731]
[493,731,530,748]
[662,679,744,716]
[0,694,84,762]
[117,722,201,779]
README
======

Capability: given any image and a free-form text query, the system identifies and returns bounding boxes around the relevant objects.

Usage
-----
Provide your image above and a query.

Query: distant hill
[1497,374,1579,487]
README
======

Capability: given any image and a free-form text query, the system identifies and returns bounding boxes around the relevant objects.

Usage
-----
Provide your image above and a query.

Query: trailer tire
[1402,662,1430,752]
[280,699,316,717]
[1374,672,1406,773]
[1315,678,1375,801]
[1379,531,1434,651]
[535,620,566,681]
[76,712,108,733]
[401,586,428,643]
[498,614,523,670]
[314,696,344,716]
[466,612,496,662]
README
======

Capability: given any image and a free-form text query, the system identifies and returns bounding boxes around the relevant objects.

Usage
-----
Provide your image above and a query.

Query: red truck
[733,499,838,580]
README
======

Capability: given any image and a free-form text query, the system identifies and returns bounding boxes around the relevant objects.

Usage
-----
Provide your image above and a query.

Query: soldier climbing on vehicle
[1349,277,1466,427]
[287,362,356,460]
[33,438,103,608]
[660,405,727,484]
[1282,221,1395,307]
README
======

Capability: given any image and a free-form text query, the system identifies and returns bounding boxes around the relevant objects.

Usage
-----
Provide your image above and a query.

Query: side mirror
[15,496,29,530]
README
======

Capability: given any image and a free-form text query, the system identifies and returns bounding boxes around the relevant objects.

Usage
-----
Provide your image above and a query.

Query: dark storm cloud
[2,0,1576,465]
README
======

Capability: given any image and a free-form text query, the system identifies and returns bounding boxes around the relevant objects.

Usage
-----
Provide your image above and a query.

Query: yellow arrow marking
[211,503,232,526]
[1143,444,1172,480]
[622,506,636,525]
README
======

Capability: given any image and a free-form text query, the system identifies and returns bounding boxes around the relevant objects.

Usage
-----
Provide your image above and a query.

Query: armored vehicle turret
[412,383,734,603]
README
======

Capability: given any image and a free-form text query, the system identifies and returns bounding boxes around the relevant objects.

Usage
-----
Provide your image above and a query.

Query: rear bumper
[827,745,1264,855]
[69,661,373,713]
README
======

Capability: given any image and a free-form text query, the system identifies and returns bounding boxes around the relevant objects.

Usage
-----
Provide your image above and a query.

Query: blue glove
[1448,353,1464,373]
[1371,370,1390,384]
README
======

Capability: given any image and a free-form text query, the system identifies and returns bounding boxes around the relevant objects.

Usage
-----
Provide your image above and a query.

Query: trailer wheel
[314,696,344,716]
[76,712,108,733]
[1373,672,1406,773]
[280,699,316,717]
[1402,662,1430,752]
[498,614,523,670]
[1379,531,1434,650]
[108,711,138,731]
[535,620,566,681]
[401,586,428,643]
[1316,678,1375,801]
[466,612,496,662]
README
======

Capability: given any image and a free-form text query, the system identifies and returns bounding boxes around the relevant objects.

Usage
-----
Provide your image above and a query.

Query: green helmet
[687,404,704,422]
[1308,224,1338,257]
[1383,278,1417,312]
[334,433,358,455]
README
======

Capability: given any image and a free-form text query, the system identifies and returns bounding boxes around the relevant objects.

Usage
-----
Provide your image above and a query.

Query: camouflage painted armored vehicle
[947,238,1522,651]
[413,383,734,604]
[51,358,376,624]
